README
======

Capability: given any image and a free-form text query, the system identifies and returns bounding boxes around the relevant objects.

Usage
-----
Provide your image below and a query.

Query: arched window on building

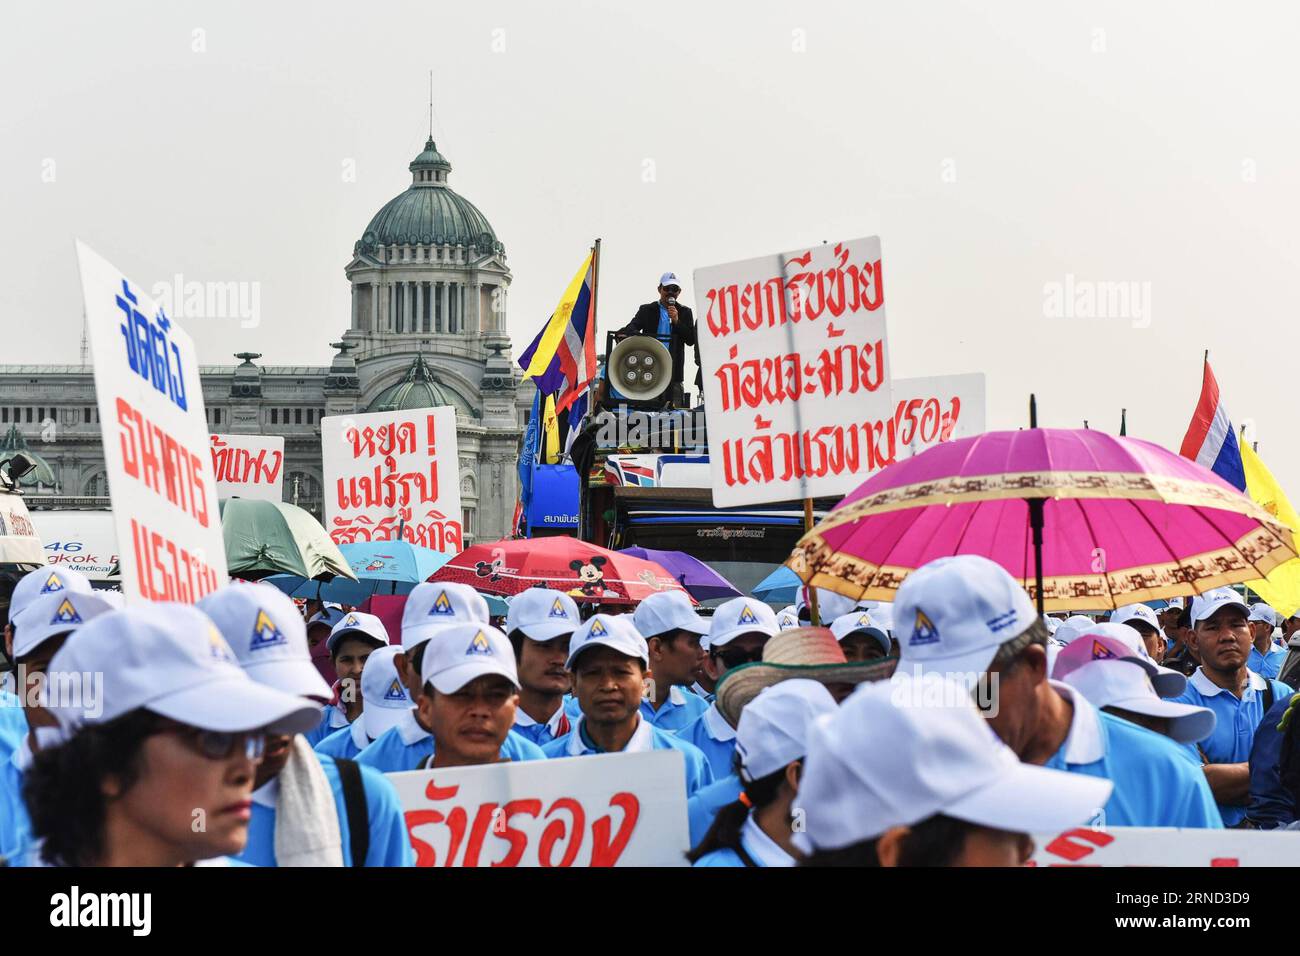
[84,471,110,497]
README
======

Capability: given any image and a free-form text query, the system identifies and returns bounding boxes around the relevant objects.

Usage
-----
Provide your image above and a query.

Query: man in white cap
[305,604,347,684]
[1246,603,1286,679]
[0,588,114,863]
[689,680,837,867]
[1110,603,1166,663]
[794,673,1113,866]
[504,587,583,745]
[894,554,1222,828]
[677,597,780,779]
[1169,587,1293,826]
[632,590,710,731]
[619,272,700,397]
[775,606,800,631]
[314,646,411,761]
[302,611,391,748]
[829,610,893,661]
[396,582,489,698]
[542,614,712,797]
[198,583,414,866]
[1163,601,1200,677]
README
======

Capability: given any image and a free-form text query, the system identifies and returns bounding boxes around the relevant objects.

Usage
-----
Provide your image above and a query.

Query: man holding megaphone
[619,271,702,400]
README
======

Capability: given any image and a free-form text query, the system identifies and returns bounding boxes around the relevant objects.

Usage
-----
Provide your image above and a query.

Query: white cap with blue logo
[633,590,708,640]
[894,554,1037,677]
[1111,603,1161,632]
[197,583,332,701]
[356,644,412,743]
[419,623,519,695]
[830,611,891,658]
[566,613,649,669]
[401,582,490,651]
[707,597,779,651]
[506,587,581,642]
[1191,587,1250,626]
[327,610,390,655]
[11,590,115,660]
[10,566,95,624]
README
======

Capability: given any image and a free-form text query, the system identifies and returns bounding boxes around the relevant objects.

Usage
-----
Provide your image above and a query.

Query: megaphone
[606,335,673,407]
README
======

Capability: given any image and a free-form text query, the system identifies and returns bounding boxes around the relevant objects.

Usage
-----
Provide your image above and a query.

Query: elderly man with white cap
[894,554,1222,828]
[688,680,837,867]
[632,590,710,731]
[314,646,411,761]
[1169,587,1294,826]
[794,673,1113,866]
[542,614,712,797]
[504,587,583,745]
[199,583,414,866]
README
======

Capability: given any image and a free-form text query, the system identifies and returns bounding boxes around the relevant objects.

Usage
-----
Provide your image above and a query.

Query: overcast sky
[4,1,1300,488]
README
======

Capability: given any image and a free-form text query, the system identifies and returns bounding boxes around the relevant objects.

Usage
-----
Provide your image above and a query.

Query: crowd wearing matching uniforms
[4,552,1300,869]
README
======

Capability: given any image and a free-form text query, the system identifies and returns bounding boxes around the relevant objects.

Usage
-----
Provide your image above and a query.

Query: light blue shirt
[677,704,737,780]
[639,685,709,734]
[235,752,414,867]
[688,773,743,849]
[1248,645,1287,680]
[692,813,796,868]
[542,715,713,798]
[1045,681,1223,829]
[355,708,545,773]
[315,723,366,761]
[0,691,26,757]
[511,695,583,747]
[1171,668,1293,826]
[0,738,31,864]
[303,703,350,749]
[657,303,671,340]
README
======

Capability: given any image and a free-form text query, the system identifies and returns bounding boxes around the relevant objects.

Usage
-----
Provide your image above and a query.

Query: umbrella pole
[1029,393,1045,615]
[803,498,822,626]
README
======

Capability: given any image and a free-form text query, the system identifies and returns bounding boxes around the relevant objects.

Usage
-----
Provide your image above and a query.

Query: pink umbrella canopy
[789,428,1297,611]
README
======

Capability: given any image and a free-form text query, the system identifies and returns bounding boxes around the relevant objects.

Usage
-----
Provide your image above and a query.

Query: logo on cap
[343,613,360,628]
[549,597,569,619]
[383,678,406,701]
[250,610,287,650]
[430,591,454,616]
[737,604,758,626]
[466,631,493,656]
[50,598,82,626]
[40,573,64,594]
[1091,640,1118,661]
[208,629,236,664]
[857,613,871,627]
[588,618,609,638]
[910,609,940,646]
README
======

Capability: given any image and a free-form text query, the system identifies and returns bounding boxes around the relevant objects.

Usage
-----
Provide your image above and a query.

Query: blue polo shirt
[677,704,737,780]
[692,813,796,867]
[0,739,31,865]
[304,703,350,749]
[639,685,709,734]
[315,723,366,761]
[0,692,26,757]
[1248,645,1288,680]
[1171,668,1293,826]
[512,695,583,747]
[355,709,545,773]
[1045,682,1222,828]
[657,303,671,339]
[235,752,414,867]
[1246,696,1295,829]
[688,773,743,848]
[542,716,713,797]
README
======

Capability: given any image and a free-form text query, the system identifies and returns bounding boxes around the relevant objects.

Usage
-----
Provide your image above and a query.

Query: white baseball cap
[1165,597,1185,610]
[357,645,413,741]
[1053,615,1098,646]
[1248,603,1279,627]
[796,587,857,623]
[306,605,347,631]
[894,555,1037,677]
[1191,587,1249,626]
[506,587,581,642]
[566,613,649,669]
[10,567,94,624]
[1062,658,1216,744]
[794,673,1112,852]
[658,271,682,289]
[633,590,708,640]
[830,611,891,657]
[401,582,490,651]
[11,591,115,660]
[46,603,322,737]
[1111,604,1160,633]
[866,602,893,634]
[197,583,333,701]
[419,623,519,695]
[708,598,779,650]
[776,606,800,631]
[1042,614,1061,636]
[734,679,837,783]
[1050,628,1185,698]
[327,610,390,655]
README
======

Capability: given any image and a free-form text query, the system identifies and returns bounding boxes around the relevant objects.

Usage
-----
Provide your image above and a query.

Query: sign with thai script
[75,240,227,602]
[890,373,985,458]
[1029,826,1300,866]
[321,407,463,553]
[210,433,284,501]
[694,236,893,507]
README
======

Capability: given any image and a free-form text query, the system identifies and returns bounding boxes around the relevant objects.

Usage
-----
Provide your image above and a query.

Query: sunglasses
[154,719,266,762]
[713,645,765,670]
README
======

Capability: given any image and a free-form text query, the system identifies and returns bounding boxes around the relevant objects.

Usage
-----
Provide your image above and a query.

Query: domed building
[0,135,533,546]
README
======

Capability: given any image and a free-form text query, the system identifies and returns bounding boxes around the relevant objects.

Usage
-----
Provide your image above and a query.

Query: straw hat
[715,626,896,726]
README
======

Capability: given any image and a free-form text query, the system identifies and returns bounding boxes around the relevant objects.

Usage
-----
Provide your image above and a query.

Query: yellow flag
[1241,436,1300,617]
[542,394,560,465]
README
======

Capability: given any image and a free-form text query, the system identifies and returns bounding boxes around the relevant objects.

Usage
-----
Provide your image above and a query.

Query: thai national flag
[1179,359,1246,491]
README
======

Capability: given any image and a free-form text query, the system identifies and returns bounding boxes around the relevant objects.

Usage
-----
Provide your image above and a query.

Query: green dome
[366,354,474,417]
[0,425,56,487]
[355,138,503,256]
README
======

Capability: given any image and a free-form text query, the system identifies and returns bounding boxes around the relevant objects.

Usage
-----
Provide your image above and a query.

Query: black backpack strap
[1263,680,1276,720]
[334,758,370,867]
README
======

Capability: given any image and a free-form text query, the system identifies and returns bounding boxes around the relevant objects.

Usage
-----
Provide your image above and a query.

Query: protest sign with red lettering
[694,236,892,507]
[75,241,227,602]
[210,433,284,501]
[388,750,689,867]
[1029,827,1300,865]
[889,373,985,460]
[321,407,462,552]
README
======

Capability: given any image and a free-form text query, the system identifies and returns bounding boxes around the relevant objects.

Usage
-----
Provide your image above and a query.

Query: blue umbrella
[753,565,802,604]
[267,541,453,604]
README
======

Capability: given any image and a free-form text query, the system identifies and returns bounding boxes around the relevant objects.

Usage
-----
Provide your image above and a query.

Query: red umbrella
[430,537,694,605]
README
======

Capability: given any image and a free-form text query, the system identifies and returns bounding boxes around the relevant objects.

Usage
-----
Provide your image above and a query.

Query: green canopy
[219,498,356,582]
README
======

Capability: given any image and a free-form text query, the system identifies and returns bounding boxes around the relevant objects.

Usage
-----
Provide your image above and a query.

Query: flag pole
[1029,394,1046,615]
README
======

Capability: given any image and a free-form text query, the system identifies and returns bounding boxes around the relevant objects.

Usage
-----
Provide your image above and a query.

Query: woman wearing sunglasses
[22,603,320,867]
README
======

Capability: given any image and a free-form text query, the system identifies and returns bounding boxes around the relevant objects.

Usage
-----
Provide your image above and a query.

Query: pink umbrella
[789,427,1296,612]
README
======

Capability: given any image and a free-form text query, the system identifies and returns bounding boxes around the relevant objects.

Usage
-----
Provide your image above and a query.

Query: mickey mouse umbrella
[429,537,694,605]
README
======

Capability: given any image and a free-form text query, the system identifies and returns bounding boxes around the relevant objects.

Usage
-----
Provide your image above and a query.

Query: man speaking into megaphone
[619,271,702,399]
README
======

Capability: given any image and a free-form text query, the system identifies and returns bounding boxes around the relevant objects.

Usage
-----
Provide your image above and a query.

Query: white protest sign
[30,510,120,580]
[890,373,986,460]
[320,407,463,552]
[75,241,227,602]
[695,236,892,507]
[387,750,689,867]
[1029,826,1300,866]
[209,433,285,501]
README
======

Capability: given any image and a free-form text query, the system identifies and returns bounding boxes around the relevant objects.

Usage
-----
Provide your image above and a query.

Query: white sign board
[388,750,689,867]
[320,407,463,552]
[1029,826,1300,866]
[0,493,44,566]
[890,373,986,460]
[695,236,893,507]
[29,511,119,580]
[210,433,285,502]
[75,241,227,602]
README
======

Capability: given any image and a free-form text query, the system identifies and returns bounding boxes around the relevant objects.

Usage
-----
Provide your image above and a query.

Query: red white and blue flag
[1179,358,1246,491]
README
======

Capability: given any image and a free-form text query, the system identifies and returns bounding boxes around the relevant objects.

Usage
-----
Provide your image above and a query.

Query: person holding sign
[619,272,701,397]
[632,591,711,732]
[542,614,713,798]
[505,587,583,746]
